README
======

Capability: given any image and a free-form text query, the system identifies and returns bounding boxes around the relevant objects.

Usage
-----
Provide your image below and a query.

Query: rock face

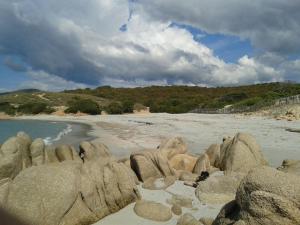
[30,138,45,166]
[134,200,172,222]
[158,137,188,160]
[177,213,203,225]
[0,133,140,225]
[0,133,33,180]
[130,149,174,182]
[219,133,268,173]
[205,144,221,168]
[196,172,244,204]
[213,167,300,225]
[193,154,210,174]
[278,159,300,176]
[169,154,198,172]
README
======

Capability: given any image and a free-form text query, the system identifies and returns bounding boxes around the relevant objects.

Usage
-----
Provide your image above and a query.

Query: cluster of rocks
[0,132,140,225]
[0,131,300,225]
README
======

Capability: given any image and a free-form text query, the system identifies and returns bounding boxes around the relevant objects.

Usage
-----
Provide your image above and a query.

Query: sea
[0,120,92,148]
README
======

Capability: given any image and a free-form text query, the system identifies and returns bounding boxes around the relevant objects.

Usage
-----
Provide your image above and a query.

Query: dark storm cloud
[139,0,300,55]
[0,1,102,85]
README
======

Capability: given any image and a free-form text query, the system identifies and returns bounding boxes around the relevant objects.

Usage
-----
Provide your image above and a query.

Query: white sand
[19,113,300,166]
[94,180,223,225]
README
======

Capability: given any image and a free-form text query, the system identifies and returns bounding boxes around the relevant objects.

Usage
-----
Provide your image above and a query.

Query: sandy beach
[5,113,299,225]
[18,113,300,166]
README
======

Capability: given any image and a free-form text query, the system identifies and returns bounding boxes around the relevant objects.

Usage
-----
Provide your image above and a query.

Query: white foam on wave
[43,124,72,145]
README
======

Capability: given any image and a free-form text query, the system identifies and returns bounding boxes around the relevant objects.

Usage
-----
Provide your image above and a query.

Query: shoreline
[13,113,300,166]
[1,117,95,149]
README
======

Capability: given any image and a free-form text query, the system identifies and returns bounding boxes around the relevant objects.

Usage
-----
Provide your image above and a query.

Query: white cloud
[20,70,89,91]
[0,0,298,89]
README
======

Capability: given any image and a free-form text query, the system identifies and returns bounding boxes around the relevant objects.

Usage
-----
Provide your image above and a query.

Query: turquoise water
[0,120,70,144]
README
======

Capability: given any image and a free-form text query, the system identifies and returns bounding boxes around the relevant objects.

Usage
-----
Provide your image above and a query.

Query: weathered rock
[213,166,300,225]
[16,132,32,169]
[169,154,198,172]
[130,149,174,182]
[1,138,140,225]
[6,162,83,225]
[0,137,23,180]
[179,171,199,182]
[199,217,214,225]
[219,133,268,173]
[196,172,244,204]
[193,154,210,174]
[177,213,203,225]
[277,159,300,176]
[44,146,60,163]
[30,138,45,166]
[172,204,182,215]
[80,141,111,159]
[0,178,10,205]
[205,144,221,167]
[55,145,81,162]
[158,137,188,160]
[134,200,172,222]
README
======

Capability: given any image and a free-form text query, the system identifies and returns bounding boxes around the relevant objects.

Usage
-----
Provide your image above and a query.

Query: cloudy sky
[0,0,299,91]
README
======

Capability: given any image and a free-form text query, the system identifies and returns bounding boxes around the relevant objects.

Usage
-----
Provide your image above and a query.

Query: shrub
[235,97,263,107]
[65,99,101,115]
[105,102,123,114]
[18,102,54,115]
[0,102,16,115]
[122,100,134,113]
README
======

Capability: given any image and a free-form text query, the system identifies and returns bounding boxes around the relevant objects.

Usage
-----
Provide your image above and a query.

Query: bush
[235,97,263,107]
[122,100,134,113]
[65,99,101,115]
[18,102,54,115]
[0,102,16,115]
[105,102,124,114]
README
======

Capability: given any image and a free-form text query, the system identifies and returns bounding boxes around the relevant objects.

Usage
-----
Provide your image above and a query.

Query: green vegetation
[65,98,101,115]
[18,102,55,115]
[65,82,300,113]
[0,102,16,115]
[104,102,124,114]
[1,82,300,115]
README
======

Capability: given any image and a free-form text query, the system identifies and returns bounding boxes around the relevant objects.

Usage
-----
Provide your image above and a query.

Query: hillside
[0,91,109,115]
[65,82,300,114]
[1,82,300,115]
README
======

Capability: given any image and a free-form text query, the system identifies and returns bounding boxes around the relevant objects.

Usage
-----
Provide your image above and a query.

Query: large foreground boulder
[213,166,300,225]
[278,159,300,176]
[130,149,174,182]
[0,134,140,225]
[0,132,33,180]
[219,133,268,173]
[196,172,244,204]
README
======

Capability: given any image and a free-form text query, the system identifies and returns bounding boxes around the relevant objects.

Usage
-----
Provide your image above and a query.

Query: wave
[43,124,72,145]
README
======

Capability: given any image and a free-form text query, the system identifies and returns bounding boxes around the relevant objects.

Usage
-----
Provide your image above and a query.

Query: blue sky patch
[170,22,254,63]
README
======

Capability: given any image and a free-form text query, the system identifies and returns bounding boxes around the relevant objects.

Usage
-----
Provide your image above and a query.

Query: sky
[0,0,300,92]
